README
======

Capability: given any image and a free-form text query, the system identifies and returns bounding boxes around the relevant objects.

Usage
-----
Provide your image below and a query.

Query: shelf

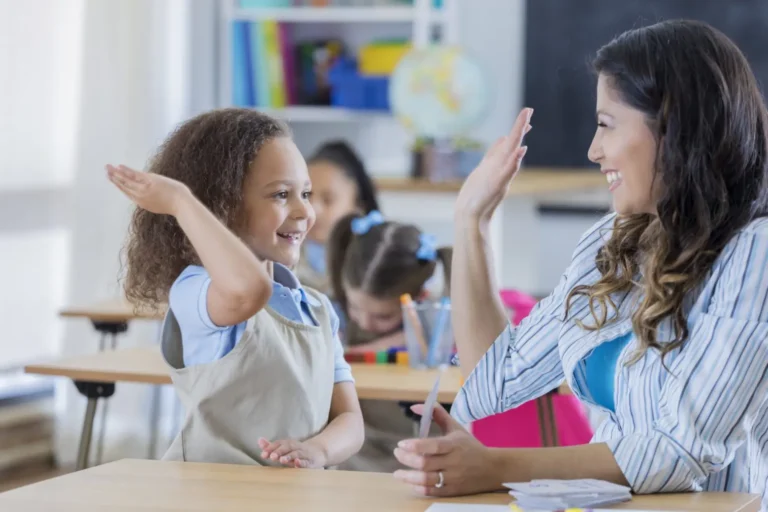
[374,170,607,197]
[232,6,445,23]
[257,105,392,122]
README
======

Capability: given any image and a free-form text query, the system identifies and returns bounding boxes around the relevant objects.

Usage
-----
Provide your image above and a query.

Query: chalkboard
[523,0,768,167]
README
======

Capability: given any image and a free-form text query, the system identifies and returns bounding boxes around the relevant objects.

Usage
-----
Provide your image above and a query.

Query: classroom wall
[55,0,194,467]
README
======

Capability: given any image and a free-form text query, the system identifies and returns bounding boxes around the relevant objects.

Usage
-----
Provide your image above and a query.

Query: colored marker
[400,294,429,361]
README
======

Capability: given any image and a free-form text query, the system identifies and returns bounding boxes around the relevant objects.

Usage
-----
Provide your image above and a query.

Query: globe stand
[411,138,483,183]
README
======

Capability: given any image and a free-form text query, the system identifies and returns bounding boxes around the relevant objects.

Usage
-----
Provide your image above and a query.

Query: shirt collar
[272,262,321,307]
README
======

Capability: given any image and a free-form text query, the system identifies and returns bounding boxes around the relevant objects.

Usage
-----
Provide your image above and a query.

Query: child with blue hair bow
[327,210,453,472]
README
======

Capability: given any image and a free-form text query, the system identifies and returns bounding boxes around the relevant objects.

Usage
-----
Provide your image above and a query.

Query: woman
[393,20,768,509]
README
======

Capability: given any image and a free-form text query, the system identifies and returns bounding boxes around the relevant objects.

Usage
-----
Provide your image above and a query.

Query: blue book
[231,21,254,106]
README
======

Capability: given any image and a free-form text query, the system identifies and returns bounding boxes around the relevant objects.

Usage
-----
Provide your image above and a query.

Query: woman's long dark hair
[566,20,768,361]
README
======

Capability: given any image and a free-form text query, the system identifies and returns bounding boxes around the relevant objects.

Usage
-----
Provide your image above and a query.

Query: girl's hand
[393,403,500,497]
[107,164,190,216]
[258,437,327,469]
[455,108,533,224]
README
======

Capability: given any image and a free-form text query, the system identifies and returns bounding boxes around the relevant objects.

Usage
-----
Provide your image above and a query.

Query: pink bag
[469,290,593,448]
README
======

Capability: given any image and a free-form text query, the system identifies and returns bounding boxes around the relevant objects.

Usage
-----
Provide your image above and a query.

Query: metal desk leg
[90,322,127,466]
[148,385,162,459]
[536,391,559,448]
[74,381,115,471]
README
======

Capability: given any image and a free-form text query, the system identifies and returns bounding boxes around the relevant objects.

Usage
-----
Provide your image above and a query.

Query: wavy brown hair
[566,20,768,362]
[122,108,290,311]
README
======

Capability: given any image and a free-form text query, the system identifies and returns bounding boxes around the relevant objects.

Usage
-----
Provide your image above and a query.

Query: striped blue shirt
[452,214,768,511]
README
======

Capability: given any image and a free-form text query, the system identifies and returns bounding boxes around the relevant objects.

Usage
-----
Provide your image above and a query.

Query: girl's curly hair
[566,21,768,363]
[122,108,290,311]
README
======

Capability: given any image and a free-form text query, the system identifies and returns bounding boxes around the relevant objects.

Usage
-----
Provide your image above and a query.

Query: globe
[389,46,489,139]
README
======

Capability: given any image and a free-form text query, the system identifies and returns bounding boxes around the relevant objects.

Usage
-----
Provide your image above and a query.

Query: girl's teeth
[606,172,622,184]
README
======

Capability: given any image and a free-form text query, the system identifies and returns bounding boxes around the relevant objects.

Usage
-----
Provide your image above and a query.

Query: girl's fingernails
[518,146,528,159]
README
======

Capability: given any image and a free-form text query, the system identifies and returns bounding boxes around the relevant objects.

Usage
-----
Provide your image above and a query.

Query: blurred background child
[328,210,451,471]
[296,141,380,297]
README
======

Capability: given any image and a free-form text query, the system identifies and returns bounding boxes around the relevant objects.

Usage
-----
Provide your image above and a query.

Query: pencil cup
[402,299,453,369]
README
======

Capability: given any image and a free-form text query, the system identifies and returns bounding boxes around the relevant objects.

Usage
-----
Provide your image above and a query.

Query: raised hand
[106,164,190,216]
[455,108,533,223]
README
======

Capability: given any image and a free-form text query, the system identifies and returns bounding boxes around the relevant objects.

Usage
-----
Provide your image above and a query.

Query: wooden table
[0,459,760,512]
[57,301,568,468]
[26,347,464,472]
[374,170,606,197]
[26,347,464,403]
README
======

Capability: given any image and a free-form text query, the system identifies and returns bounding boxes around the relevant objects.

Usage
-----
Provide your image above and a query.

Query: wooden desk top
[25,347,463,402]
[60,298,162,322]
[374,170,606,197]
[0,459,759,512]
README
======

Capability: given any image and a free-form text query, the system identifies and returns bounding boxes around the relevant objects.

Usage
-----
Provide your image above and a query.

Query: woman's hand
[107,164,190,216]
[393,404,502,497]
[455,108,533,224]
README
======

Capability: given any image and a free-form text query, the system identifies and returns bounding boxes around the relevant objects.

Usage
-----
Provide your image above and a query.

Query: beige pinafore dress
[160,288,335,465]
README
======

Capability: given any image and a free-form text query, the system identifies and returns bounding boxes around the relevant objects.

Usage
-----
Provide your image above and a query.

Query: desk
[26,347,464,403]
[60,299,161,468]
[0,459,760,512]
[26,347,464,471]
[56,304,569,466]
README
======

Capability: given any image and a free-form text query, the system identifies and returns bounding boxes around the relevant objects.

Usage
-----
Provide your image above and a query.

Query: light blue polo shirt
[168,263,353,383]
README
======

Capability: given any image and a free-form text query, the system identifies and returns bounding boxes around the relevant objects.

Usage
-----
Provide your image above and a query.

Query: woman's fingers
[511,108,534,147]
[393,469,442,487]
[413,403,462,434]
[393,448,448,471]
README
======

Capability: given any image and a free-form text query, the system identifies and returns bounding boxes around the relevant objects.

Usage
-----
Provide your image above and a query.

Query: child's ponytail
[435,246,453,296]
[327,212,359,311]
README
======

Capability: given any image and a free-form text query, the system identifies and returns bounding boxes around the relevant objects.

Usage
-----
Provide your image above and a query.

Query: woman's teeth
[606,171,622,185]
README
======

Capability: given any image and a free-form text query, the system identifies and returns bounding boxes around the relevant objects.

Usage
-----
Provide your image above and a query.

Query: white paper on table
[426,505,663,512]
[424,505,509,512]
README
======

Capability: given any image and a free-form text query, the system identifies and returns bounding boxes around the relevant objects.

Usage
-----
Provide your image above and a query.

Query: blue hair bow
[350,210,384,235]
[416,233,437,261]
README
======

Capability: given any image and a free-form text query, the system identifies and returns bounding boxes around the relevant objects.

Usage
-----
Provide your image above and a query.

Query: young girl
[107,109,364,468]
[296,141,380,296]
[327,210,451,471]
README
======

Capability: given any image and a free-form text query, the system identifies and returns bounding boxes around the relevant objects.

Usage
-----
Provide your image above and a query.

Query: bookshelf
[218,0,459,112]
[231,5,447,24]
[259,105,392,122]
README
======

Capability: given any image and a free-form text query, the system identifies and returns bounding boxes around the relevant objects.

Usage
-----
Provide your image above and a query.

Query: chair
[469,290,593,448]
